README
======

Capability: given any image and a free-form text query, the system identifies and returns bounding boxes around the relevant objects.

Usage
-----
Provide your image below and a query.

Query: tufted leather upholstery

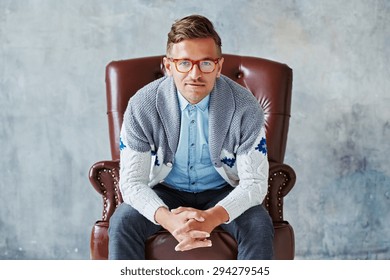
[89,54,296,259]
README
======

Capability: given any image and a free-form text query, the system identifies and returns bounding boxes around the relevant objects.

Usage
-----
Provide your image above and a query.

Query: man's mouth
[185,82,205,87]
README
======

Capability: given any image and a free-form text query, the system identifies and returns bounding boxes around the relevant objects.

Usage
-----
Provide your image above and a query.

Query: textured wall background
[1,0,389,259]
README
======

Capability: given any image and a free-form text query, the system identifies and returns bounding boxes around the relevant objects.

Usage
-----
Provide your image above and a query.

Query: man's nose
[188,64,202,79]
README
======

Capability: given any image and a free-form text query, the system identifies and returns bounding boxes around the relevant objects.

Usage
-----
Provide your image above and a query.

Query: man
[108,14,274,259]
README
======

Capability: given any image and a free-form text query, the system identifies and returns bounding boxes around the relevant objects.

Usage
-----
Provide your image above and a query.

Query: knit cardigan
[119,75,269,224]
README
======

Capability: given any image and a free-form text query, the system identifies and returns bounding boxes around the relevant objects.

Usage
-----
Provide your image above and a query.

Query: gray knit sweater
[119,75,269,224]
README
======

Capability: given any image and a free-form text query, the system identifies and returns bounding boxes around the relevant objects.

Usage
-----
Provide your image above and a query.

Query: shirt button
[191,120,195,124]
[189,166,193,170]
[191,182,195,185]
[166,162,172,167]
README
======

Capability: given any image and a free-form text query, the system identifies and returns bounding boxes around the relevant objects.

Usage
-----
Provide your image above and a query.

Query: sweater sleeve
[119,120,168,224]
[216,127,269,222]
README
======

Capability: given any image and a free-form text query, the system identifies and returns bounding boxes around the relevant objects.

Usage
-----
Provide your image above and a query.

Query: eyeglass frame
[167,57,221,73]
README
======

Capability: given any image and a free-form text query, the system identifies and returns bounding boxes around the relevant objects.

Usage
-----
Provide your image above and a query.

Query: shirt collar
[177,91,210,112]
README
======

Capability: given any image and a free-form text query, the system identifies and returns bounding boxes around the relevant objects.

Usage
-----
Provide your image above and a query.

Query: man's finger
[175,239,212,251]
[170,206,185,213]
[172,224,191,236]
[171,207,205,222]
[171,206,194,214]
[189,230,210,239]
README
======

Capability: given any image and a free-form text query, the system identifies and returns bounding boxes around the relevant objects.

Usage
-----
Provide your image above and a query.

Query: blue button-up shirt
[164,92,226,192]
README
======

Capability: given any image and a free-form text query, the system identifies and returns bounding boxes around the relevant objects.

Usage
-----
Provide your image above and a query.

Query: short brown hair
[166,15,222,56]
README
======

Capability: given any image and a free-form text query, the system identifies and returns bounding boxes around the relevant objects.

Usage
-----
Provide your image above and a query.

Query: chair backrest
[105,54,292,164]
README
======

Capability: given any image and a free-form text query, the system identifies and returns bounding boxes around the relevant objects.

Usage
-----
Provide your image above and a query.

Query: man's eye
[178,60,191,67]
[201,61,213,66]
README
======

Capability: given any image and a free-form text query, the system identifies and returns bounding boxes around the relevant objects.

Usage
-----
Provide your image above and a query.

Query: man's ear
[163,57,173,76]
[216,57,224,78]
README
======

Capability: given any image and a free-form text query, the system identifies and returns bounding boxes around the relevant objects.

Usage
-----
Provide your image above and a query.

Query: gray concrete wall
[1,0,389,259]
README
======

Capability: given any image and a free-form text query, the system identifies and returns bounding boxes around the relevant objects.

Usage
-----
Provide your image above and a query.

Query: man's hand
[170,205,229,251]
[154,207,212,251]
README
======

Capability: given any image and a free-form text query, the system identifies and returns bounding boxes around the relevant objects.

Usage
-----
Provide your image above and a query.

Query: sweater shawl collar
[155,76,235,167]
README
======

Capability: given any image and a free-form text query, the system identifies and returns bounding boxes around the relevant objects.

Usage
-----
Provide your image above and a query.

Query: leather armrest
[89,160,122,221]
[264,161,296,222]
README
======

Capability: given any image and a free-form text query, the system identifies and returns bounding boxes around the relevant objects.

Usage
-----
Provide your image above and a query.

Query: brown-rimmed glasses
[167,58,221,73]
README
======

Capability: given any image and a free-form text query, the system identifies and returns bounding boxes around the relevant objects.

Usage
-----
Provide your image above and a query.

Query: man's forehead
[169,38,219,58]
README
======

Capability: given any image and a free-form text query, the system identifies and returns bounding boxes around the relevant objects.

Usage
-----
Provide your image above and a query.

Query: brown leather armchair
[89,54,296,260]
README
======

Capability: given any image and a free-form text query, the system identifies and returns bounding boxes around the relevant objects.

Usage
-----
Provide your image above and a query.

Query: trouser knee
[222,205,274,259]
[108,203,156,239]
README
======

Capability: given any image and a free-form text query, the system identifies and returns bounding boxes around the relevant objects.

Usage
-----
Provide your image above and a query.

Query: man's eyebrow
[177,57,216,61]
[202,57,216,61]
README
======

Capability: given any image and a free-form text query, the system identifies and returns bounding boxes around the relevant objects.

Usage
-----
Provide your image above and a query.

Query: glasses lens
[176,60,192,72]
[199,60,216,73]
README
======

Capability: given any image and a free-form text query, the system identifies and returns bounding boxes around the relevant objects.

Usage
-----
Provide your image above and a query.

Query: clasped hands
[155,205,229,252]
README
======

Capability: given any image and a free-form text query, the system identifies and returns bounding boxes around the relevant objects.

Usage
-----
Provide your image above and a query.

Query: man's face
[164,38,224,104]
